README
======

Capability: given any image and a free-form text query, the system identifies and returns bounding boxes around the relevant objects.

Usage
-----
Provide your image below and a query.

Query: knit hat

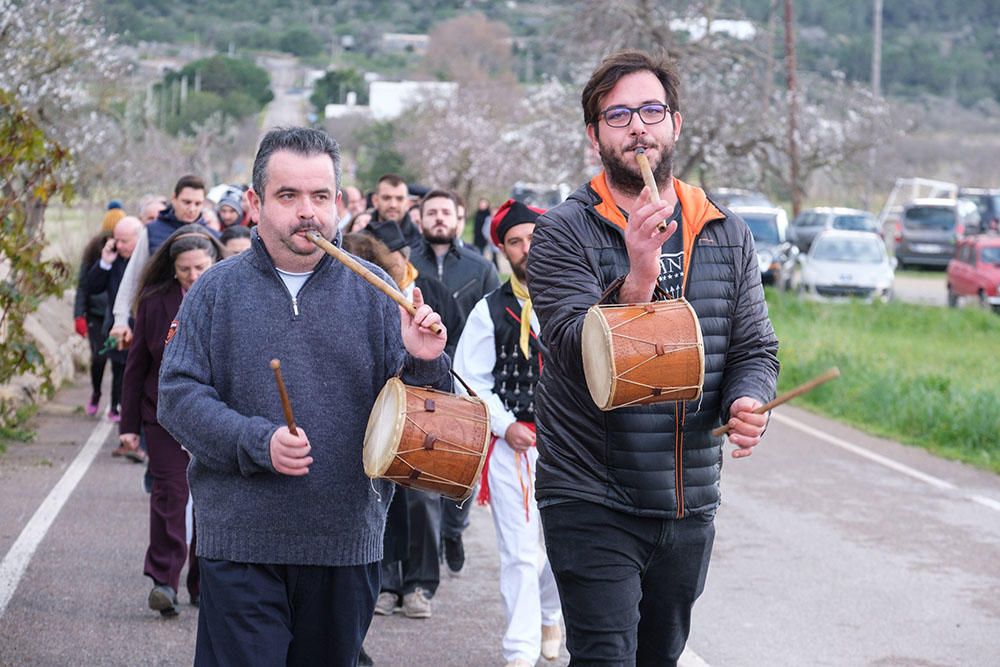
[101,208,126,233]
[107,199,124,210]
[218,191,244,219]
[364,220,408,253]
[490,199,544,246]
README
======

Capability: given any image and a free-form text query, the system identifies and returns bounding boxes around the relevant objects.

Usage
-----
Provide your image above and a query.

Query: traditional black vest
[485,281,542,423]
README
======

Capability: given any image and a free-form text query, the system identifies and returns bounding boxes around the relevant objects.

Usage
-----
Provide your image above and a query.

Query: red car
[946,236,1000,312]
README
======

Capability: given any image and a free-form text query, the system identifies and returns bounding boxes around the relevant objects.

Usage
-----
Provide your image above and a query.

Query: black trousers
[195,559,378,667]
[85,317,108,398]
[440,490,472,541]
[541,500,715,667]
[381,488,440,597]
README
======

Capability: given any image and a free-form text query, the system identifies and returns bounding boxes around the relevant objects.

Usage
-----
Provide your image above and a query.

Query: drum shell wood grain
[582,299,705,410]
[363,379,490,501]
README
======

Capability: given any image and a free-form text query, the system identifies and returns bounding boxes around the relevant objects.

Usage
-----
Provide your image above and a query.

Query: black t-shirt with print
[656,201,684,299]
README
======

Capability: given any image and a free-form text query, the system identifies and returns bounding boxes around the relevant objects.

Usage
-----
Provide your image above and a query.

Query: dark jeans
[381,488,440,597]
[195,559,378,667]
[541,500,715,667]
[440,491,472,540]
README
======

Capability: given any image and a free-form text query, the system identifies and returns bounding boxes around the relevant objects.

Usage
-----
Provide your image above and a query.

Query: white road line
[680,645,711,667]
[772,412,1000,514]
[0,419,113,618]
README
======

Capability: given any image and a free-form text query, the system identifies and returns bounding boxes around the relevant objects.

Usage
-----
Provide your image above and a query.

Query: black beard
[601,143,674,198]
[511,257,528,282]
[425,229,455,244]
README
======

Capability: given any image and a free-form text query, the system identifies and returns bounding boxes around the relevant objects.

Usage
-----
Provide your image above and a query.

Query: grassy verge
[766,290,1000,474]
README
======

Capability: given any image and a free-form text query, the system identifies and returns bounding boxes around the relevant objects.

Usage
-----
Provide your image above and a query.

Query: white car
[797,230,896,302]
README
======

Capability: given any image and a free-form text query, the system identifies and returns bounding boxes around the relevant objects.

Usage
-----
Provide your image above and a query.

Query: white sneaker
[373,591,398,616]
[541,624,562,660]
[505,660,532,667]
[402,587,431,618]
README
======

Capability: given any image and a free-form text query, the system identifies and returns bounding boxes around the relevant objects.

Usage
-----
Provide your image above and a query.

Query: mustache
[292,222,321,234]
[625,140,655,152]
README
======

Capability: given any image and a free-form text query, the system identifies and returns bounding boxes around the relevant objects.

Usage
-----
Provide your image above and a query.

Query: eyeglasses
[599,103,670,128]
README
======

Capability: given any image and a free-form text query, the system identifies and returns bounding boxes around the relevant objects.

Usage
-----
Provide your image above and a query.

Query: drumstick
[306,231,444,336]
[270,359,298,436]
[711,367,841,437]
[634,147,669,233]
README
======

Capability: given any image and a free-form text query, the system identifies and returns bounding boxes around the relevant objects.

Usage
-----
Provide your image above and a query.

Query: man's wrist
[619,272,657,303]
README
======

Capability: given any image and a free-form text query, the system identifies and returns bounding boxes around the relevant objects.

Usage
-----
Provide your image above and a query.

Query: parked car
[788,207,880,253]
[894,198,980,269]
[708,188,774,209]
[731,205,798,289]
[797,230,895,302]
[957,188,1000,234]
[946,235,1000,312]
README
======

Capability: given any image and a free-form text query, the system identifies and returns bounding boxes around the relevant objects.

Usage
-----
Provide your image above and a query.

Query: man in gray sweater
[158,127,450,666]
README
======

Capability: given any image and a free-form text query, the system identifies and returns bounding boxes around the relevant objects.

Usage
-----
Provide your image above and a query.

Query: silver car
[789,206,880,253]
[798,230,896,302]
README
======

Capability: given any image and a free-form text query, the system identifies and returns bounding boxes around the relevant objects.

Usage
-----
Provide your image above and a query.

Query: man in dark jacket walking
[526,50,780,665]
[409,188,500,576]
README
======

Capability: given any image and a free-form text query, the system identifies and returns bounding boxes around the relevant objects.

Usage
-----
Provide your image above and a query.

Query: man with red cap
[453,199,563,667]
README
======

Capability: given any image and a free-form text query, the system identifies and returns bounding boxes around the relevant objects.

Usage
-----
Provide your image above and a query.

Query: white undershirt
[275,268,313,299]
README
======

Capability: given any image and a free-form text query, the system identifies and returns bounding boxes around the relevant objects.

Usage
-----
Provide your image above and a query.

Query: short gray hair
[252,127,341,202]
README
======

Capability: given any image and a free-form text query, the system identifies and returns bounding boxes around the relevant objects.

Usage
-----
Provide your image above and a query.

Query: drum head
[582,306,614,410]
[363,377,406,478]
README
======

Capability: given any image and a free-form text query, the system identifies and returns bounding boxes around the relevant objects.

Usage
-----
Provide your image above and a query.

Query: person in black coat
[82,216,143,423]
[74,231,111,415]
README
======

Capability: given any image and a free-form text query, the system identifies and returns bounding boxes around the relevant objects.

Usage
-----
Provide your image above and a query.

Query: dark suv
[894,198,980,269]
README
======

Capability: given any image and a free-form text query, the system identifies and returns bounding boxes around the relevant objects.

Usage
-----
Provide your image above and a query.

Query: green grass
[766,290,1000,473]
[0,403,39,453]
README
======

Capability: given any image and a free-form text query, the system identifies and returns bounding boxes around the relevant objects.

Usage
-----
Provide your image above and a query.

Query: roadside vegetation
[767,290,1000,473]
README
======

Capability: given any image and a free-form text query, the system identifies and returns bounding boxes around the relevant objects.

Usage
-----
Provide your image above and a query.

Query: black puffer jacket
[526,175,779,518]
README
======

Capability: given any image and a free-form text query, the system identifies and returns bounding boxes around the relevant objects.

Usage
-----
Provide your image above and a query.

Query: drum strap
[597,275,673,305]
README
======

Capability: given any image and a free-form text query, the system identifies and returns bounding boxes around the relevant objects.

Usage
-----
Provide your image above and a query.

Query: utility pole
[866,0,883,210]
[783,0,801,216]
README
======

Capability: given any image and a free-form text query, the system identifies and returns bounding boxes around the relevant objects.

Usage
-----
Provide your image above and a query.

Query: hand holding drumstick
[716,368,841,458]
[269,359,312,476]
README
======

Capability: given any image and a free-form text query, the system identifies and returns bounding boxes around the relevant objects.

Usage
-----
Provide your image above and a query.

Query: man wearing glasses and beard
[526,50,779,665]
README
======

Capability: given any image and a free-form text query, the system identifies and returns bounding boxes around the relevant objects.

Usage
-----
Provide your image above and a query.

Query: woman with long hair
[119,224,224,617]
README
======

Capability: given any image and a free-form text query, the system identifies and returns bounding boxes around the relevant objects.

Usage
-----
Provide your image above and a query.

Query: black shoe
[443,536,465,575]
[357,645,374,666]
[148,584,179,617]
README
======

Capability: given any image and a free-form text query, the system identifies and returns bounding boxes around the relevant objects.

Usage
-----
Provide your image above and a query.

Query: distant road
[893,270,947,306]
[258,54,307,131]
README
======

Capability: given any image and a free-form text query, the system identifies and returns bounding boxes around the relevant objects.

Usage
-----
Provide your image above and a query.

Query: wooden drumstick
[306,231,444,336]
[270,359,298,436]
[711,367,841,437]
[635,147,669,233]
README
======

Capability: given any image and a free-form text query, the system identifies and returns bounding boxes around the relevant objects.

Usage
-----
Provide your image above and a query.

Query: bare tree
[423,13,517,84]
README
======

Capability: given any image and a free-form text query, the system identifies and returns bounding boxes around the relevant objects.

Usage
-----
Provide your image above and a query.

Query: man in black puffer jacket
[527,50,780,666]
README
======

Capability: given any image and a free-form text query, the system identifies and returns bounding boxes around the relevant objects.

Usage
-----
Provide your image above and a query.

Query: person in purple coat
[119,225,225,617]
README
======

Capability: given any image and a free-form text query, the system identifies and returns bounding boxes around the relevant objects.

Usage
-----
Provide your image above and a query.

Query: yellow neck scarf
[400,262,419,290]
[509,273,532,359]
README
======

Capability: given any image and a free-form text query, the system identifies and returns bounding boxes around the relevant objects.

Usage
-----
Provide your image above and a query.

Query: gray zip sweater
[157,233,451,566]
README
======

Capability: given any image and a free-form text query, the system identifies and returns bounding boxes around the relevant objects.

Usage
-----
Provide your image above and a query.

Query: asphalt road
[893,270,948,307]
[259,54,307,130]
[2,380,998,666]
